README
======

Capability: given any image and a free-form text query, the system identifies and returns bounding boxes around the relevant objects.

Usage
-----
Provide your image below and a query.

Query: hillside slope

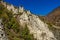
[0,1,60,40]
[44,6,60,40]
[46,7,60,26]
[0,2,35,40]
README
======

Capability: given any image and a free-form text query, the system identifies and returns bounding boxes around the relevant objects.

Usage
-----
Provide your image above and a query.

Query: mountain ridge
[45,6,60,26]
[0,1,60,40]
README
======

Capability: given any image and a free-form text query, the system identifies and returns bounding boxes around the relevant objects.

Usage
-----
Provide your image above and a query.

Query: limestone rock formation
[0,1,60,40]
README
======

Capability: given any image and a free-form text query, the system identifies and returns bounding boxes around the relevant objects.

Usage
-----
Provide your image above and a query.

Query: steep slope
[43,6,60,40]
[0,2,35,40]
[16,10,57,40]
[46,6,60,26]
[0,2,9,40]
[0,1,60,40]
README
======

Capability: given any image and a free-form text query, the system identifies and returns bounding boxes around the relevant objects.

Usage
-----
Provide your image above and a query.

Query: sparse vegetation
[0,3,36,40]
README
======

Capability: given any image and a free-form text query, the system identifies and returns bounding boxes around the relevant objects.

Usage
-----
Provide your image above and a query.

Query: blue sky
[4,0,60,16]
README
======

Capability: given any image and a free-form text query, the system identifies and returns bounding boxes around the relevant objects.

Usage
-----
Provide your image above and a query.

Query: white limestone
[27,10,31,14]
[6,5,14,12]
[1,2,57,40]
[19,7,24,13]
[0,19,8,40]
[19,13,57,40]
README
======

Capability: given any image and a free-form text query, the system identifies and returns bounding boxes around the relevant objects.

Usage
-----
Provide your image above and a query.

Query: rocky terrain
[45,6,60,26]
[0,0,60,40]
[44,6,60,40]
[0,19,8,40]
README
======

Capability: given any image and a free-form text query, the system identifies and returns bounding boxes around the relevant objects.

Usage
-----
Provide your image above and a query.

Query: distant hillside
[45,6,60,26]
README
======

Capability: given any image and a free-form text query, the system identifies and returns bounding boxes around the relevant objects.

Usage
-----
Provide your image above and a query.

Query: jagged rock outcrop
[1,1,60,40]
[17,10,57,40]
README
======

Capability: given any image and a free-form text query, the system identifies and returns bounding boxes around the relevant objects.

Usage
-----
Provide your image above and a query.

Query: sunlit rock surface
[18,12,57,40]
[1,1,59,40]
[0,19,8,40]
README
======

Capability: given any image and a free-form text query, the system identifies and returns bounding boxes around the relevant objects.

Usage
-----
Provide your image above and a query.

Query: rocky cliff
[0,1,60,40]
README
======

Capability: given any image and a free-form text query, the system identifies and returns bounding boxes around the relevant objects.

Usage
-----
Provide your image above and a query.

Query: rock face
[0,19,8,40]
[17,11,57,40]
[45,7,60,40]
[1,1,60,40]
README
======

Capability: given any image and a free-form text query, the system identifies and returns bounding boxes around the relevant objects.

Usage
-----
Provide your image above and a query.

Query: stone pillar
[27,10,31,14]
[19,6,24,13]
